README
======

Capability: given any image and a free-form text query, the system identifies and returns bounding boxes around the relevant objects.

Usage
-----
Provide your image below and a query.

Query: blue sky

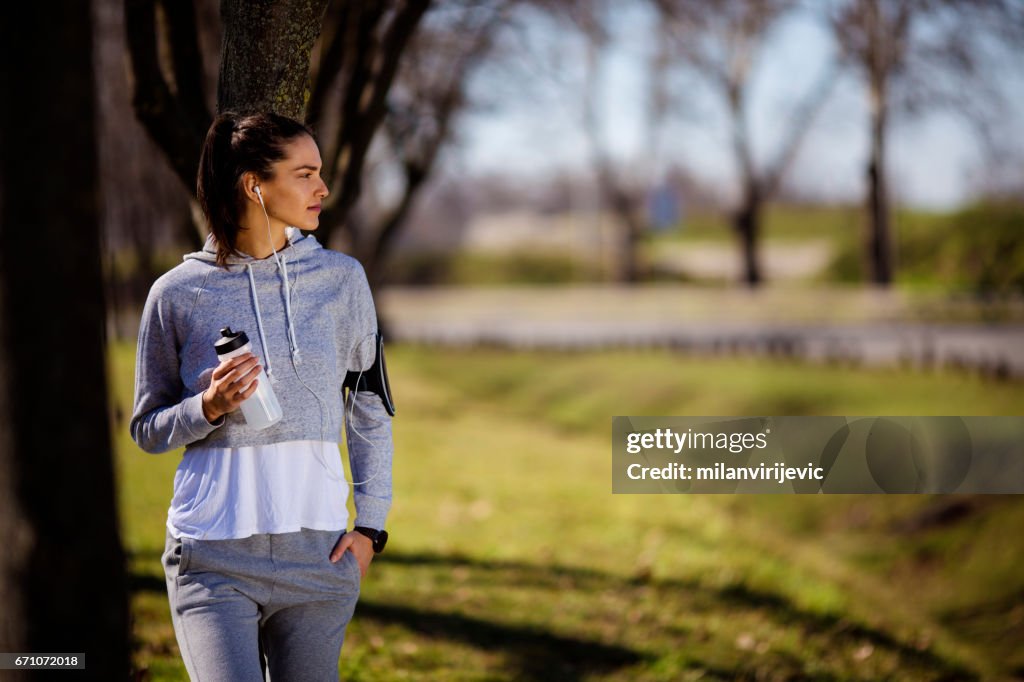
[457,3,1023,210]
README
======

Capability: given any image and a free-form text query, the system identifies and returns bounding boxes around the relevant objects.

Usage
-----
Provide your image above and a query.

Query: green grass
[387,251,602,286]
[648,204,864,245]
[646,204,1020,295]
[110,340,1024,680]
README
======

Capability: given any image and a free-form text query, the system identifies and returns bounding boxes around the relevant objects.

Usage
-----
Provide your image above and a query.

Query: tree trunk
[724,68,762,288]
[218,0,331,118]
[615,200,643,284]
[363,165,427,289]
[866,91,893,285]
[592,165,643,284]
[0,0,131,677]
[733,182,763,287]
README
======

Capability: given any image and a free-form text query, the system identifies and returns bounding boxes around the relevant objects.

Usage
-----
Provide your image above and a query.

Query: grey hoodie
[130,226,392,529]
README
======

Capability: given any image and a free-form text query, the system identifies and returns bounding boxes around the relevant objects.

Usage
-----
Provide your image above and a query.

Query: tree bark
[0,0,131,677]
[218,0,331,118]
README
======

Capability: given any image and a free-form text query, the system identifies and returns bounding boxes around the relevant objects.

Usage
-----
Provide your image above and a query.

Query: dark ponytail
[196,111,315,268]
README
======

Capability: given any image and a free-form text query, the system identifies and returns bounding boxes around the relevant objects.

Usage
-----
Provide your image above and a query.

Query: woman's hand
[330,531,373,577]
[201,353,262,423]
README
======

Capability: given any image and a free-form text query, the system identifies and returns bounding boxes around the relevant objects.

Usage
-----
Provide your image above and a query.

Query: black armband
[343,332,395,416]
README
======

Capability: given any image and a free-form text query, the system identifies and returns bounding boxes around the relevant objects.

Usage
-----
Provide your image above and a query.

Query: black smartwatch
[352,526,388,554]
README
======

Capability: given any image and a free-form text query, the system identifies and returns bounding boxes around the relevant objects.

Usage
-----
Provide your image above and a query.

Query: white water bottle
[214,327,283,430]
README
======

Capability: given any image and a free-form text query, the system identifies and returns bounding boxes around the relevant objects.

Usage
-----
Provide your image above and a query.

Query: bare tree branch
[124,0,207,249]
[581,7,646,283]
[319,0,431,250]
[763,58,842,197]
[361,1,511,285]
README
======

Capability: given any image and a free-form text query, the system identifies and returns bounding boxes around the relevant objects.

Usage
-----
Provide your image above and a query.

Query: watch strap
[352,526,388,553]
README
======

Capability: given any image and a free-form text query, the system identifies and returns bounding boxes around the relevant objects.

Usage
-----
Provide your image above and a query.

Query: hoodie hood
[184,226,321,270]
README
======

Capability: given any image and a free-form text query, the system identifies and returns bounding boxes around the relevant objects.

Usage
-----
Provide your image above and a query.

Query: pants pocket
[178,536,195,577]
[344,549,362,583]
[162,532,191,581]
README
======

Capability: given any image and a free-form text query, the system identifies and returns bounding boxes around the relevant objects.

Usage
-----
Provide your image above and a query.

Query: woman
[130,111,394,681]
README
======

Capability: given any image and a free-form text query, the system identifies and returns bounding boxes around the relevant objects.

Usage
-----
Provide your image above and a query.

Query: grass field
[108,339,1024,681]
[381,204,963,289]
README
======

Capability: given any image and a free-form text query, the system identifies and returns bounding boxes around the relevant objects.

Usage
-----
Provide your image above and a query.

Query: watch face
[375,530,389,553]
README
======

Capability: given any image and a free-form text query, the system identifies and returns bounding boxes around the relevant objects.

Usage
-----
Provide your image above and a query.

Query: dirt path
[379,286,1024,378]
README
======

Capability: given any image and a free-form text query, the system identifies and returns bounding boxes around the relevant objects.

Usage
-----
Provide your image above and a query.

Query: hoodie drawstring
[278,256,302,364]
[245,253,302,383]
[246,263,278,385]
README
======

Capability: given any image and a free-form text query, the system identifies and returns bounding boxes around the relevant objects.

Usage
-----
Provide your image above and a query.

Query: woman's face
[256,134,329,232]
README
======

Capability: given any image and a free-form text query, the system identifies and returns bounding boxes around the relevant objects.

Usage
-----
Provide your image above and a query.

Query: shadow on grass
[126,549,644,680]
[128,572,166,594]
[715,582,976,680]
[127,548,980,681]
[377,551,979,681]
[355,602,645,681]
[939,586,1024,675]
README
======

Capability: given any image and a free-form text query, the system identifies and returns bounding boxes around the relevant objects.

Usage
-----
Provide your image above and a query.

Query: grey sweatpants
[162,527,361,681]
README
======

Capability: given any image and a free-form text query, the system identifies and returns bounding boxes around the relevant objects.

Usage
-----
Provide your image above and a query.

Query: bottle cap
[214,327,250,355]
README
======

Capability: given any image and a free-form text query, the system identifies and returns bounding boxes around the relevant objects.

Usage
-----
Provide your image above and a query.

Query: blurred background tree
[830,0,1024,286]
[650,0,841,287]
[332,0,514,287]
[577,0,649,283]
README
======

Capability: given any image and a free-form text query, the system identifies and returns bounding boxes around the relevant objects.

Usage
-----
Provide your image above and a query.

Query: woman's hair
[196,111,315,267]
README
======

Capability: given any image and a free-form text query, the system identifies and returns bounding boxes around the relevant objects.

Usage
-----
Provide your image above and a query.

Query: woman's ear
[242,172,261,203]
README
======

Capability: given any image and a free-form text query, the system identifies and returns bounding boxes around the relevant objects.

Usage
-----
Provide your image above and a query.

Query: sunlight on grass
[110,339,1024,680]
